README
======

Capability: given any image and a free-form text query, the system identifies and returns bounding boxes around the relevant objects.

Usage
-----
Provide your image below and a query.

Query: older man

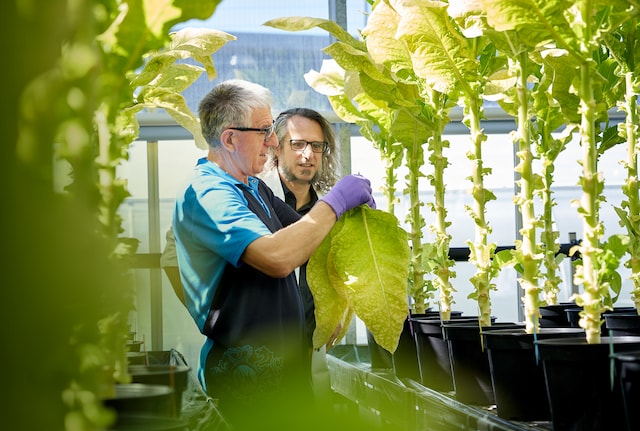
[172,79,374,426]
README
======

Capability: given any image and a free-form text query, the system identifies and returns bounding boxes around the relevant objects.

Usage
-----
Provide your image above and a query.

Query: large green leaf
[308,206,410,353]
[362,0,413,75]
[136,63,203,95]
[126,28,235,150]
[304,62,348,97]
[307,220,350,350]
[323,42,395,85]
[132,28,235,88]
[393,1,476,95]
[263,16,365,51]
[481,0,575,48]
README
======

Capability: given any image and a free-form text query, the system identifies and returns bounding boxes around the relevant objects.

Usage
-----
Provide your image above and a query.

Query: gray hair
[270,108,341,193]
[198,79,274,148]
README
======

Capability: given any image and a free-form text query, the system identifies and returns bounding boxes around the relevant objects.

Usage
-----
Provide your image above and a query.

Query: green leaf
[307,206,411,353]
[599,124,625,154]
[393,1,476,95]
[137,63,204,95]
[142,88,207,149]
[323,41,394,85]
[481,0,575,48]
[132,28,235,88]
[307,221,350,350]
[146,0,223,40]
[304,63,348,97]
[263,16,365,51]
[362,0,414,75]
[328,95,368,124]
[168,28,237,80]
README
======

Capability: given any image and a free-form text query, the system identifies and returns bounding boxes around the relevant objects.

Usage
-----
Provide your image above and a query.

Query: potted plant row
[266,0,640,429]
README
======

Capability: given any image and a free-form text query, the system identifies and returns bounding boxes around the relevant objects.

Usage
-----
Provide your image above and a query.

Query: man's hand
[320,174,376,219]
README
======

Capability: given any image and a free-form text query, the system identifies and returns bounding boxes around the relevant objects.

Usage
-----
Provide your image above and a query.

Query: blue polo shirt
[173,158,308,402]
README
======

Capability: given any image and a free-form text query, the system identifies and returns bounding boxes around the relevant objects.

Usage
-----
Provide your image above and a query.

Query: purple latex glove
[320,174,376,219]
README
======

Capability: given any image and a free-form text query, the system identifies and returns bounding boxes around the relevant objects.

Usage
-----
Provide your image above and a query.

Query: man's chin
[298,169,315,179]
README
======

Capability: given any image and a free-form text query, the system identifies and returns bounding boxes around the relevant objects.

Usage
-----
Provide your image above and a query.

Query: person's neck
[281,176,312,210]
[208,151,248,184]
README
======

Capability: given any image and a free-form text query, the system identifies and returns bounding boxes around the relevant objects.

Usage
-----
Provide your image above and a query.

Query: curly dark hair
[270,108,341,193]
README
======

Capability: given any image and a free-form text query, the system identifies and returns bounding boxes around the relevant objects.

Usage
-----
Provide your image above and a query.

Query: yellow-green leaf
[308,206,410,353]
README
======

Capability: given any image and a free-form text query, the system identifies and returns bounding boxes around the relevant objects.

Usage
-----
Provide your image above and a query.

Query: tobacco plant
[481,0,569,332]
[495,48,546,333]
[607,16,640,314]
[564,1,633,343]
[476,0,638,343]
[403,1,501,327]
[531,65,576,307]
[266,1,500,322]
[16,0,231,428]
[424,88,458,320]
[268,0,640,341]
[265,14,439,315]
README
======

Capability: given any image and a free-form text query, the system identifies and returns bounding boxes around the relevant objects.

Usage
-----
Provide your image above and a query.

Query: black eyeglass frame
[288,139,329,154]
[228,122,275,142]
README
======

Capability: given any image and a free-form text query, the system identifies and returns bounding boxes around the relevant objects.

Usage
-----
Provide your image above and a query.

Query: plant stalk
[514,52,542,333]
[622,71,640,312]
[428,90,455,320]
[408,135,428,314]
[577,54,605,344]
[466,93,494,327]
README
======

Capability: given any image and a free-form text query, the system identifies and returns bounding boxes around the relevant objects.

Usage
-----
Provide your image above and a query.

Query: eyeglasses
[289,139,328,153]
[228,122,275,142]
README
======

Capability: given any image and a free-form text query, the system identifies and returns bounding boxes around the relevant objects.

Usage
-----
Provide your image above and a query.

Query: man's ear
[221,129,235,151]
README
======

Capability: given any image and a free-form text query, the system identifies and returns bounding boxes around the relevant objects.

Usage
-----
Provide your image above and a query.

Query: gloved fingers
[321,174,375,219]
[367,195,376,210]
[352,174,375,209]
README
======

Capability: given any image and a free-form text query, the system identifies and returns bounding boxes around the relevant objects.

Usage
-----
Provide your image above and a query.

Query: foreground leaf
[308,220,349,349]
[308,206,410,353]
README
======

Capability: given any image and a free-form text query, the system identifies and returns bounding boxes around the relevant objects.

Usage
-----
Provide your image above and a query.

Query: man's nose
[301,143,314,156]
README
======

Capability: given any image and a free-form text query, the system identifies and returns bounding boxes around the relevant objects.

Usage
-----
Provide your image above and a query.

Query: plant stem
[622,71,640,311]
[577,47,605,344]
[539,127,564,306]
[428,90,455,320]
[466,92,494,327]
[408,134,427,314]
[384,155,397,215]
[514,52,542,333]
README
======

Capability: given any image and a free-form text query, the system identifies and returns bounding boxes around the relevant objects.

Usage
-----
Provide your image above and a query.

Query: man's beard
[280,163,315,183]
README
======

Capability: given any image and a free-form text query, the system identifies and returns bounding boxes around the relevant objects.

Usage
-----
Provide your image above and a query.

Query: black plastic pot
[567,307,638,334]
[103,384,174,418]
[612,350,640,431]
[539,302,576,327]
[409,312,468,392]
[128,365,191,416]
[127,352,147,365]
[442,321,522,405]
[108,414,188,431]
[536,336,640,431]
[366,329,394,369]
[564,306,582,328]
[604,312,640,336]
[367,312,436,380]
[391,316,422,381]
[127,340,145,352]
[483,327,584,421]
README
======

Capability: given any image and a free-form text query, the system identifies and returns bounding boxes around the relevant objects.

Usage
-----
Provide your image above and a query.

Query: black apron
[202,180,312,421]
